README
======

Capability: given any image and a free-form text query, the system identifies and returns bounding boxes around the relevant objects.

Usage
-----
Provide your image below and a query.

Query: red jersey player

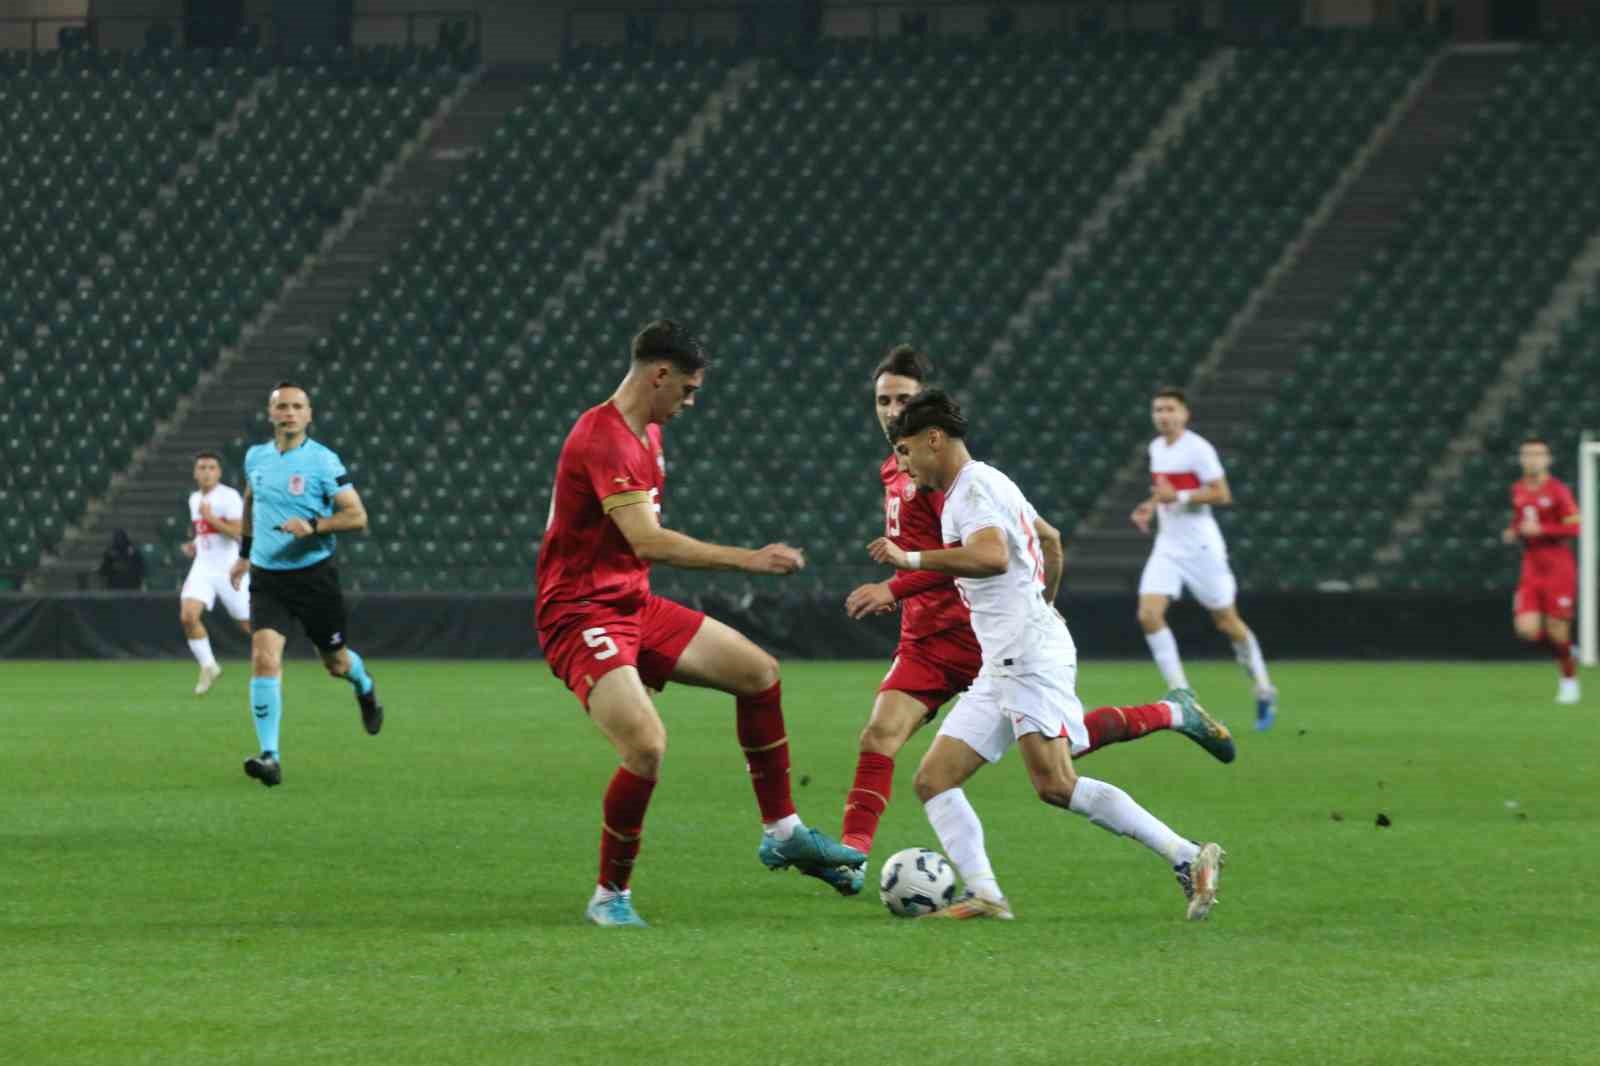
[1501,436,1581,703]
[535,320,865,927]
[833,347,1236,897]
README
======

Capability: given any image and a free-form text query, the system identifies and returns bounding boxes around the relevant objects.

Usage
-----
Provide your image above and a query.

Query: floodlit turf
[2,658,1597,1065]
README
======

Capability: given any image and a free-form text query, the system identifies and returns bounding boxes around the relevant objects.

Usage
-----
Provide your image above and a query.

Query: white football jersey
[1148,430,1227,556]
[938,460,1075,669]
[188,484,245,571]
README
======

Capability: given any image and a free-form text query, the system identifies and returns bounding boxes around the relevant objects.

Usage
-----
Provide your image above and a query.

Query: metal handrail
[0,8,481,55]
[562,1,1190,54]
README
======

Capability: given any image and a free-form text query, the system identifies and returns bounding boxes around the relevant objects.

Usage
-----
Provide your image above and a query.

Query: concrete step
[1065,48,1519,589]
[30,68,540,592]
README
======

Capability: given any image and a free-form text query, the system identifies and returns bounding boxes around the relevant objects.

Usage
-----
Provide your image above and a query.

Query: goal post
[1582,433,1599,667]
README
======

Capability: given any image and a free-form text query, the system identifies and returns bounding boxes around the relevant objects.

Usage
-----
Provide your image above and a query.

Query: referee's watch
[308,516,319,535]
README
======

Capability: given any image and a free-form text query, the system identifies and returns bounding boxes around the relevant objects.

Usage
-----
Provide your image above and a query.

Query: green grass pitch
[3,658,1597,1065]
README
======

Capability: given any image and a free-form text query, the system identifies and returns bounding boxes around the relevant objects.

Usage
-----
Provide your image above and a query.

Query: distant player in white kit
[180,451,250,695]
[869,390,1226,921]
[1131,388,1277,730]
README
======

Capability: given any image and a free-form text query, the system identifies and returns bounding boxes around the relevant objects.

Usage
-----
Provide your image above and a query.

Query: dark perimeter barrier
[0,590,1520,661]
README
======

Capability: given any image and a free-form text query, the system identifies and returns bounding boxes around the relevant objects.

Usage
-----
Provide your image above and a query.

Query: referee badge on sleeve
[288,474,306,496]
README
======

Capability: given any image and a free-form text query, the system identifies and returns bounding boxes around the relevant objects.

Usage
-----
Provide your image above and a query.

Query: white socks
[1232,630,1272,693]
[1068,776,1199,868]
[1145,628,1189,690]
[763,813,802,840]
[187,637,216,668]
[925,788,1003,902]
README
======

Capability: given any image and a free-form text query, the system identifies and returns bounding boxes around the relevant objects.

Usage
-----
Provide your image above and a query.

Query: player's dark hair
[1520,435,1550,449]
[889,388,968,441]
[872,344,931,386]
[271,380,311,404]
[631,319,708,374]
[193,451,222,464]
[1154,386,1187,406]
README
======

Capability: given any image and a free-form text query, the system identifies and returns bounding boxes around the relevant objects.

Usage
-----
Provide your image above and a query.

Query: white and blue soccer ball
[878,847,958,917]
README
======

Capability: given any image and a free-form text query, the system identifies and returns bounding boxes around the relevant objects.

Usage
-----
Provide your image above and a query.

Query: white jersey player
[869,389,1225,921]
[1131,388,1277,730]
[180,452,251,695]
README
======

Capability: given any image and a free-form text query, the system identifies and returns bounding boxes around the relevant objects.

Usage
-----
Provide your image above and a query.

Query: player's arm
[201,505,243,538]
[325,487,368,533]
[1544,487,1582,538]
[1152,475,1232,507]
[846,567,955,620]
[1034,516,1064,603]
[868,527,1007,578]
[609,496,802,574]
[229,487,253,589]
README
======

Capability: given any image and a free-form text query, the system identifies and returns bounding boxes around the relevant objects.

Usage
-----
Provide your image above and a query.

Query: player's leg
[1079,688,1235,764]
[1189,554,1275,729]
[180,568,222,694]
[217,568,253,637]
[1138,555,1189,689]
[1545,587,1580,702]
[842,646,953,858]
[180,597,223,695]
[1016,729,1222,920]
[914,734,1008,917]
[1512,609,1544,645]
[244,625,287,786]
[583,666,665,928]
[663,608,865,873]
[301,564,381,734]
[913,677,1014,918]
[1209,604,1276,730]
[841,690,930,856]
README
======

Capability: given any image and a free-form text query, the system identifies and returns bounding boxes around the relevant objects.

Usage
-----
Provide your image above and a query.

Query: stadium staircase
[1060,46,1513,593]
[30,55,500,591]
[1236,44,1600,593]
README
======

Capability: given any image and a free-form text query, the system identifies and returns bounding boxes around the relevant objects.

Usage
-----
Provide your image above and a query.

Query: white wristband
[906,551,922,570]
[1176,490,1194,505]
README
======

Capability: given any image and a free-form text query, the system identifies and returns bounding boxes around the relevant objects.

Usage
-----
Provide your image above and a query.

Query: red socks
[1081,702,1174,755]
[1550,639,1577,679]
[841,751,894,854]
[737,682,797,823]
[599,766,656,891]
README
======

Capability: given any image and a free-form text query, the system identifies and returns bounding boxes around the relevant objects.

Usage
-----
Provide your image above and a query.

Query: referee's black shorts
[249,558,348,652]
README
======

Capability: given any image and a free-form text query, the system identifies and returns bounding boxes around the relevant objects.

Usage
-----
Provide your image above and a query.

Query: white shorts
[181,566,250,621]
[936,663,1088,764]
[1138,546,1237,610]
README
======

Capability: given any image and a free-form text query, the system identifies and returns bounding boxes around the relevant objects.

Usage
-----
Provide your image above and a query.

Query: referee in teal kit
[229,381,383,787]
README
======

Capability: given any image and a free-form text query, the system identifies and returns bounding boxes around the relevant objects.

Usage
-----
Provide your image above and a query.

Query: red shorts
[539,594,706,708]
[878,629,984,717]
[1515,570,1577,620]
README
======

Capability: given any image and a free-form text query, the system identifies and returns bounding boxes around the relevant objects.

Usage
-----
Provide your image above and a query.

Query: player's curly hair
[889,388,968,441]
[872,343,931,386]
[632,319,708,373]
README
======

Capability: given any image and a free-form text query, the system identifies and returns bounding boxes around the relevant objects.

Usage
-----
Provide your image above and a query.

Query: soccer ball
[878,847,958,917]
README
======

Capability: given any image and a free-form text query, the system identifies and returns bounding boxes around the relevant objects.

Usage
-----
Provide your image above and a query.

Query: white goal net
[1583,433,1599,667]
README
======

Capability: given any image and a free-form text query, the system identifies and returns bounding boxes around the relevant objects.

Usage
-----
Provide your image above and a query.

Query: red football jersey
[881,453,971,641]
[536,401,665,630]
[1510,476,1579,575]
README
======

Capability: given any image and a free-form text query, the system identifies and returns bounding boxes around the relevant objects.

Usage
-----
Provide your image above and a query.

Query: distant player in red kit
[1502,436,1581,704]
[833,347,1236,896]
[536,320,865,927]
